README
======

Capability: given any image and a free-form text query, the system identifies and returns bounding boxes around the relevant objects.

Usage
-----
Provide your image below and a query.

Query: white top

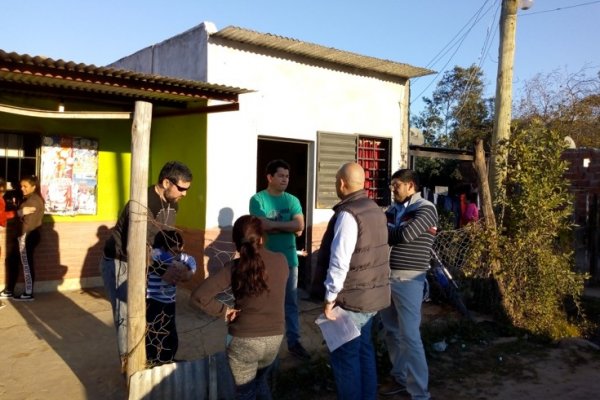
[323,211,358,303]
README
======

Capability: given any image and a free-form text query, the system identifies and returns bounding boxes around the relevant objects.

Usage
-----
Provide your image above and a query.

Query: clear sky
[2,0,598,115]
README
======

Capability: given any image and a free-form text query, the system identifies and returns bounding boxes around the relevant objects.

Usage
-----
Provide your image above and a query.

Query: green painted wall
[0,112,131,222]
[0,95,207,229]
[150,113,207,230]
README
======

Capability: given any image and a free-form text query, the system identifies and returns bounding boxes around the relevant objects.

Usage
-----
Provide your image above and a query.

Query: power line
[520,0,600,16]
[424,0,494,70]
[453,3,501,117]
[411,0,499,105]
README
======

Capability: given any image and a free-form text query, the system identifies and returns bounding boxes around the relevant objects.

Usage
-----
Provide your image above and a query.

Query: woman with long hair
[191,215,289,399]
[1,175,45,301]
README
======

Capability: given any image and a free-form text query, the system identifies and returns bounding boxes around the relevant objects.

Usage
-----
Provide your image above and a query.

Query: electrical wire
[424,0,494,70]
[411,0,499,105]
[520,0,600,16]
[452,2,501,117]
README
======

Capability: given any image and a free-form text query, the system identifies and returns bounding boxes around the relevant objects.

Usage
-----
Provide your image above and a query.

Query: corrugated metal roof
[211,26,434,80]
[0,49,250,105]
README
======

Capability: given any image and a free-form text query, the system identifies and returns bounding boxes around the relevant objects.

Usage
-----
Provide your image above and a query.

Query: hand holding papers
[315,306,360,352]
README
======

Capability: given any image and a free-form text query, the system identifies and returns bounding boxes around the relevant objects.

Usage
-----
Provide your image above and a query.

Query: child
[146,230,196,367]
[463,192,480,225]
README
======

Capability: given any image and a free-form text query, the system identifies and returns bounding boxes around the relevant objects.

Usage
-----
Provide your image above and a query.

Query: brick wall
[0,220,332,293]
[0,221,112,292]
[562,148,600,225]
[562,148,600,279]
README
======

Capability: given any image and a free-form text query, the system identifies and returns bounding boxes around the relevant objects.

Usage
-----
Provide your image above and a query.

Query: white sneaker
[13,293,34,301]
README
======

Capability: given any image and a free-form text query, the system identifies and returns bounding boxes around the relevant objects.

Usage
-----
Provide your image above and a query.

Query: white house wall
[109,22,408,230]
[110,23,211,82]
[205,39,406,229]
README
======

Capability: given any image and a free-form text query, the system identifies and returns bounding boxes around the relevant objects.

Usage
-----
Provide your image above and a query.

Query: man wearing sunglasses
[100,160,193,374]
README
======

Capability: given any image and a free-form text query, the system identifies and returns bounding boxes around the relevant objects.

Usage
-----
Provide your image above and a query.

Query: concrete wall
[205,39,407,229]
[109,22,411,290]
[111,22,409,232]
[110,23,213,81]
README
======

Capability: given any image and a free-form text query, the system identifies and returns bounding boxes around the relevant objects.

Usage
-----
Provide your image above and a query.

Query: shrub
[465,121,586,340]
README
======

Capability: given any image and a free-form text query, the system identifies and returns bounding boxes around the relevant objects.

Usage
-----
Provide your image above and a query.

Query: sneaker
[0,290,13,298]
[13,293,34,302]
[379,380,408,396]
[288,342,311,361]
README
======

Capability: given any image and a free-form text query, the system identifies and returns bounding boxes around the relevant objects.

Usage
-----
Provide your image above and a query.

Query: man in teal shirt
[250,159,309,360]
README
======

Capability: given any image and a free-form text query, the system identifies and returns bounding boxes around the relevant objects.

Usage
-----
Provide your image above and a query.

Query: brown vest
[317,190,390,312]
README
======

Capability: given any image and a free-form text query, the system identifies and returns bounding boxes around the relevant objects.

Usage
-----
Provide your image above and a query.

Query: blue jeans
[380,270,430,400]
[329,311,377,400]
[100,256,128,359]
[285,267,301,347]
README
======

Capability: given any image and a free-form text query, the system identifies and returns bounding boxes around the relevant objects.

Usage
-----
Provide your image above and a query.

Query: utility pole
[489,0,520,202]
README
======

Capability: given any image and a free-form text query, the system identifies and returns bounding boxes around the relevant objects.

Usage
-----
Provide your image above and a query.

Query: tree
[467,121,586,339]
[412,64,494,149]
[515,67,600,148]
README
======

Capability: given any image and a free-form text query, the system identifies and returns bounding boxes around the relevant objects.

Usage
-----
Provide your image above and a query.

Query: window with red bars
[357,137,391,207]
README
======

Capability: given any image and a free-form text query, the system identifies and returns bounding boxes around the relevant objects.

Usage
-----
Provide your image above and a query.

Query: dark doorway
[256,137,311,289]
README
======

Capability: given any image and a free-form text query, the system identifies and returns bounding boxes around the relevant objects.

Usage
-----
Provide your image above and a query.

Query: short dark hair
[391,169,420,191]
[265,159,290,176]
[158,161,192,184]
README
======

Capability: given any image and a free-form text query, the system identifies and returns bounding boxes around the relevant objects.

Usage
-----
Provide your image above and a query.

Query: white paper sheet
[315,306,361,352]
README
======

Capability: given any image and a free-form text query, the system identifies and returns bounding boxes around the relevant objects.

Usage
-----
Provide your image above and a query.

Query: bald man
[317,162,390,400]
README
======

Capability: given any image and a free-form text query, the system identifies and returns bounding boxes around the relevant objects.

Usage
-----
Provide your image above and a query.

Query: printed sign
[40,136,98,215]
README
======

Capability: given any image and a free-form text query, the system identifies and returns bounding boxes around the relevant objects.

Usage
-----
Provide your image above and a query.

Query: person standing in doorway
[100,161,192,373]
[249,159,308,360]
[379,169,437,399]
[1,175,45,301]
[318,162,390,400]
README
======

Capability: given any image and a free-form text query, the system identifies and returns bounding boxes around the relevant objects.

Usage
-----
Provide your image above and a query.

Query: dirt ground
[430,343,600,400]
[421,304,600,400]
[1,287,599,400]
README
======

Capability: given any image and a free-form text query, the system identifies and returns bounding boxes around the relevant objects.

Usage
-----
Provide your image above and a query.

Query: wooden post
[127,101,153,382]
[489,0,519,202]
[473,139,496,230]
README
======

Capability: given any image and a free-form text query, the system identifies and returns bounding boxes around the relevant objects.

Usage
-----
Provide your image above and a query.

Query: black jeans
[6,229,41,294]
[145,298,178,366]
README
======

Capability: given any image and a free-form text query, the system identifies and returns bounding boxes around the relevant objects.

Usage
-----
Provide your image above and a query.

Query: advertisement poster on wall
[40,136,98,215]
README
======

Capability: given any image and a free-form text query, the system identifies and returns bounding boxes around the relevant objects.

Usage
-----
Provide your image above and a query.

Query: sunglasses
[168,178,190,192]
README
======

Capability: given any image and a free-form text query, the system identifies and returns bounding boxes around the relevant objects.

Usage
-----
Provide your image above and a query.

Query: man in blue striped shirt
[379,169,437,400]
